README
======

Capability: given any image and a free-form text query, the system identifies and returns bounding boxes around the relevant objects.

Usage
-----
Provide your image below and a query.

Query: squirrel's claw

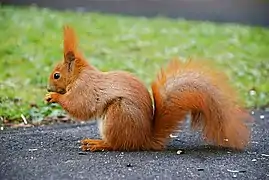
[80,138,103,145]
[79,139,113,152]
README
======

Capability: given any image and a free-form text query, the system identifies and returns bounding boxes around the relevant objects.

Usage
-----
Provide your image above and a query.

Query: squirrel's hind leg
[102,98,152,151]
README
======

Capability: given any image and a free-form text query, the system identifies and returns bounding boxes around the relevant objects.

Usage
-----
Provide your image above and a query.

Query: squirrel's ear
[63,25,77,65]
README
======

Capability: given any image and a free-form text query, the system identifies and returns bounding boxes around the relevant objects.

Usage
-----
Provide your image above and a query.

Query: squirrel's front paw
[45,92,59,103]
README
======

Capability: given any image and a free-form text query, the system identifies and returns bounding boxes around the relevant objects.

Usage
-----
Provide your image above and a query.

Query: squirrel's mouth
[57,89,66,94]
[47,87,66,94]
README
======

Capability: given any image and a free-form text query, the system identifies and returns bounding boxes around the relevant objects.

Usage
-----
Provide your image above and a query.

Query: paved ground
[0,110,268,180]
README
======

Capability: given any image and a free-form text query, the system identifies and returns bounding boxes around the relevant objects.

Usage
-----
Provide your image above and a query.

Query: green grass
[0,5,269,125]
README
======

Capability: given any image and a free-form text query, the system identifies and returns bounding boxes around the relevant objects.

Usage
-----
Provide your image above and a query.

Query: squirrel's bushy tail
[150,58,252,150]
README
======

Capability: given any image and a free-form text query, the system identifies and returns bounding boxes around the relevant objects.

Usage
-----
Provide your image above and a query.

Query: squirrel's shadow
[166,144,244,156]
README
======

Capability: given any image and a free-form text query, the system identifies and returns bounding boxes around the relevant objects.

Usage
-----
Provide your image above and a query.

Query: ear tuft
[63,25,77,63]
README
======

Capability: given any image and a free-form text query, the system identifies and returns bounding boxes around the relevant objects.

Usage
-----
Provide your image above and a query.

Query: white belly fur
[97,118,106,140]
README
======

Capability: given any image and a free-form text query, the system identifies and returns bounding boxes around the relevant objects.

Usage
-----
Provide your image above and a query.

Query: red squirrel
[45,25,252,152]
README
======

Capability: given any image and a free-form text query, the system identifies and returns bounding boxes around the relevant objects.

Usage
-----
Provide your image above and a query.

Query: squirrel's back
[73,68,154,119]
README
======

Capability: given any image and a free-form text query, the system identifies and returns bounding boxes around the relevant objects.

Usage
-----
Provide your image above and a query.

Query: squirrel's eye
[53,73,60,79]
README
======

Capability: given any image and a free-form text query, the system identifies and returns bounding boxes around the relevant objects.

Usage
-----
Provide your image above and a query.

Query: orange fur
[151,58,252,150]
[45,25,252,152]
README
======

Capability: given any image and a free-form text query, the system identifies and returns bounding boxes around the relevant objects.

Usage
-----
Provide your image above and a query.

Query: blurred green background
[0,6,269,126]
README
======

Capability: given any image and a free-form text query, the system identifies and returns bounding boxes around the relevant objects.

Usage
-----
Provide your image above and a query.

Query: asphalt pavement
[0,110,268,180]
